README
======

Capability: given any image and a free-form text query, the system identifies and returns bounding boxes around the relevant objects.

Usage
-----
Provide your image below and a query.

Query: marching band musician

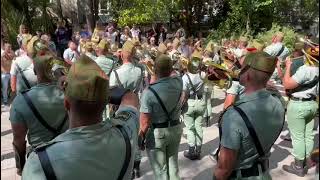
[282,46,319,177]
[182,51,208,160]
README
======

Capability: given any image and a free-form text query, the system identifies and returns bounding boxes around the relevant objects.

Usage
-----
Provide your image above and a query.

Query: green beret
[243,52,276,73]
[65,54,109,101]
[154,54,172,75]
[294,42,304,50]
[122,40,135,54]
[191,50,202,60]
[205,41,215,53]
[97,39,109,51]
[158,43,167,54]
[21,34,32,47]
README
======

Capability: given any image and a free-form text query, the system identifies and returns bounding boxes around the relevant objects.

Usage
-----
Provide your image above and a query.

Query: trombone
[200,61,239,89]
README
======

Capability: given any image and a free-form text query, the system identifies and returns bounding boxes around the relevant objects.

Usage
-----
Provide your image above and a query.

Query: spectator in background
[1,43,15,106]
[157,24,167,44]
[105,25,118,45]
[16,25,31,48]
[41,34,57,53]
[80,24,92,39]
[35,30,42,38]
[63,40,79,64]
[120,26,132,46]
[178,37,192,58]
[55,21,69,58]
[131,25,140,40]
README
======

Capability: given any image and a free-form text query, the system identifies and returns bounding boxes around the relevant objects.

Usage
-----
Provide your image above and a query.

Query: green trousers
[287,100,318,160]
[184,99,206,147]
[146,124,183,180]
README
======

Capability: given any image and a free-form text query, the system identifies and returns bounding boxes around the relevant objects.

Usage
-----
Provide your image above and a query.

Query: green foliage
[117,0,172,26]
[255,23,299,51]
[1,0,56,48]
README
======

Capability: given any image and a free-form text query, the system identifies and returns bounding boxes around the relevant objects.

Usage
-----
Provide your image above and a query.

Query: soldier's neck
[69,115,101,128]
[244,86,266,95]
[122,59,132,64]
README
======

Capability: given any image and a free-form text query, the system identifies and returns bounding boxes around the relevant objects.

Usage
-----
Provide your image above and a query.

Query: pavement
[1,86,319,180]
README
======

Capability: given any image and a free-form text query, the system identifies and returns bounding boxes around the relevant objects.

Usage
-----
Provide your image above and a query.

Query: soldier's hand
[120,92,139,108]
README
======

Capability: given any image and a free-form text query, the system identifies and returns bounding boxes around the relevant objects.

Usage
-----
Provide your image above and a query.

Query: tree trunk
[56,0,63,19]
[22,0,32,30]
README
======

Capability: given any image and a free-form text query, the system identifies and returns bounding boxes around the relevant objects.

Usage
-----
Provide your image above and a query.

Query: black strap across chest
[113,67,143,94]
[185,73,203,99]
[16,64,31,89]
[21,91,67,136]
[276,45,285,57]
[217,106,265,158]
[36,125,131,180]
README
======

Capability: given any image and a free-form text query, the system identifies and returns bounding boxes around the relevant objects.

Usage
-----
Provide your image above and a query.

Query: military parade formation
[1,21,319,180]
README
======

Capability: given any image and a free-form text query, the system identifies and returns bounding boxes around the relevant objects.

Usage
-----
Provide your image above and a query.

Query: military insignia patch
[115,111,132,121]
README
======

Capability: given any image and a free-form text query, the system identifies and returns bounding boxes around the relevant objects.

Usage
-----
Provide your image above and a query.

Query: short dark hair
[69,97,107,117]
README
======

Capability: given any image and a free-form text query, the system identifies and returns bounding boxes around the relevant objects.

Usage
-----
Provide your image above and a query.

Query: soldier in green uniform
[10,52,68,175]
[10,36,38,94]
[84,41,97,61]
[109,40,144,178]
[95,39,116,76]
[22,55,140,180]
[213,52,285,180]
[182,52,207,160]
[139,55,183,180]
[282,47,319,177]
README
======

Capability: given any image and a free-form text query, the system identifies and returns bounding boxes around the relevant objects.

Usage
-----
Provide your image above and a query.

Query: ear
[64,97,71,111]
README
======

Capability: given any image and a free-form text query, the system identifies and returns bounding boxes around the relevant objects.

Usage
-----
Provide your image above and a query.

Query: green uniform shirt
[220,89,285,169]
[10,55,37,93]
[85,52,97,61]
[140,76,183,124]
[291,65,319,98]
[22,105,139,180]
[109,63,143,92]
[9,83,68,148]
[95,55,115,75]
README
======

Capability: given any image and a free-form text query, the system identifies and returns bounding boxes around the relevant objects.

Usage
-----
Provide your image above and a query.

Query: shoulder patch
[114,111,132,122]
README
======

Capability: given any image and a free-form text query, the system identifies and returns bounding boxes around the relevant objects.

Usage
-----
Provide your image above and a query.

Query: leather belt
[230,161,268,178]
[152,120,180,128]
[291,96,316,101]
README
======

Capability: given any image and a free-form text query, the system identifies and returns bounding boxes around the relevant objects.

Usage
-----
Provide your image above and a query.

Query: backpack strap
[186,73,202,99]
[148,86,171,121]
[276,45,285,57]
[116,125,132,180]
[113,70,124,89]
[233,106,265,157]
[133,67,144,94]
[36,148,57,180]
[21,91,67,136]
[16,64,31,89]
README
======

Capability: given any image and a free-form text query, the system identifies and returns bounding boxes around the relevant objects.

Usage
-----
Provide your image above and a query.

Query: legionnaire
[22,55,140,180]
[282,46,319,177]
[139,55,183,180]
[10,36,38,94]
[158,42,167,55]
[95,39,116,76]
[84,41,97,61]
[213,52,285,179]
[10,52,68,175]
[109,40,144,178]
[182,51,207,160]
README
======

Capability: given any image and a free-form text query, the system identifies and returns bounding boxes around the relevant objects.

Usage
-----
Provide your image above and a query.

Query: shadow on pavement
[1,129,13,136]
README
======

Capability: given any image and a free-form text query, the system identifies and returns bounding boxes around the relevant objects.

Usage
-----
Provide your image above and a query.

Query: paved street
[1,87,318,180]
